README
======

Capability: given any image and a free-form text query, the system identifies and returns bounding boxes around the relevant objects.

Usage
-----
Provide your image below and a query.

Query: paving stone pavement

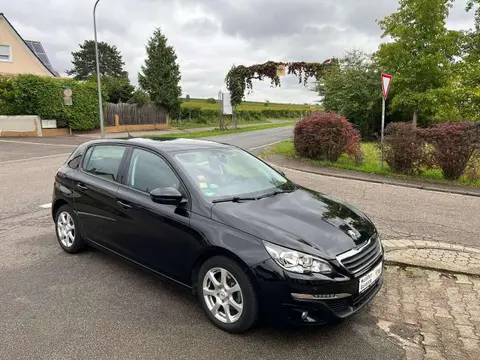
[383,240,480,276]
[371,266,480,360]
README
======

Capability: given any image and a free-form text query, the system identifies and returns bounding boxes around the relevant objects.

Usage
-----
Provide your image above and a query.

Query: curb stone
[383,239,480,277]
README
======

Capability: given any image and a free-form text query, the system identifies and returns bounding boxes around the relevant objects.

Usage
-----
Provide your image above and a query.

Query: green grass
[266,141,480,187]
[181,98,320,111]
[145,121,296,140]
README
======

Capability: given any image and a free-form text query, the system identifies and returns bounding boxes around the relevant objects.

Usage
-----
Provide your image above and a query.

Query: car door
[72,144,127,246]
[114,147,200,282]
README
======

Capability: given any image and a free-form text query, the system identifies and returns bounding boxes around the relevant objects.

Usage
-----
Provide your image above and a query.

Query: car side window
[83,145,126,182]
[67,154,82,169]
[127,148,180,193]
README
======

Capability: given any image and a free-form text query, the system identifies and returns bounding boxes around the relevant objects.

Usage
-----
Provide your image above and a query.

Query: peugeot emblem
[347,230,358,240]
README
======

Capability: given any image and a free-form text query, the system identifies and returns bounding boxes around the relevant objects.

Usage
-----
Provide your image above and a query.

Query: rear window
[82,145,126,182]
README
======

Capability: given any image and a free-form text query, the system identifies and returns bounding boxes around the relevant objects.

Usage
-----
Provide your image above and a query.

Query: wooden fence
[106,103,168,126]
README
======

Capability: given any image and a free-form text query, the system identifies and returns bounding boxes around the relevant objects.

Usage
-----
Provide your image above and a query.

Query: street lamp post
[93,0,105,138]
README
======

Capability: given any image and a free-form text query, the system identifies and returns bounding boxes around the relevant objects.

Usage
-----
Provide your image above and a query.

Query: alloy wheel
[57,211,75,248]
[202,267,244,324]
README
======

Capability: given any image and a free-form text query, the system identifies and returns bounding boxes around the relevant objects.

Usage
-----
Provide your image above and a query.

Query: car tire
[55,204,85,254]
[197,256,259,333]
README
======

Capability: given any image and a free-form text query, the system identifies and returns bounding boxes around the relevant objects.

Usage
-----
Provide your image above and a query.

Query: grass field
[181,98,319,111]
[266,140,480,187]
[146,121,296,140]
[173,118,270,129]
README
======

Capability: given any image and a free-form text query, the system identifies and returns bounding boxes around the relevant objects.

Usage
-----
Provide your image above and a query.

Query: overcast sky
[3,0,475,103]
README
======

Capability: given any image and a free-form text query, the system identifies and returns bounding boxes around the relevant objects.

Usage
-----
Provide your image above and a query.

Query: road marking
[0,139,78,147]
[0,152,72,165]
[249,140,285,151]
[40,203,52,209]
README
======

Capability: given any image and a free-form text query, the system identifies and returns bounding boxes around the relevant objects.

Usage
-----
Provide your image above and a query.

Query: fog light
[301,311,316,323]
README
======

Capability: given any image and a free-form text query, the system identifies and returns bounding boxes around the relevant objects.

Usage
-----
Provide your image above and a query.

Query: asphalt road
[4,126,463,360]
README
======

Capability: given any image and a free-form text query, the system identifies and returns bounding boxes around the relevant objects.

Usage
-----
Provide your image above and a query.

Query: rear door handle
[117,200,132,209]
[77,183,88,190]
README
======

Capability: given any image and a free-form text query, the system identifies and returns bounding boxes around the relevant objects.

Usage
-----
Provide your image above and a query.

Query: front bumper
[252,257,384,325]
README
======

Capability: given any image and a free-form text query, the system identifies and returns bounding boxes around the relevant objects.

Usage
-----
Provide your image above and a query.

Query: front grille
[337,235,382,276]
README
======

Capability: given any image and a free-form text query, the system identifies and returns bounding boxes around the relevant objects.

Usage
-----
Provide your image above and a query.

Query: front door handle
[117,200,132,209]
[77,183,88,190]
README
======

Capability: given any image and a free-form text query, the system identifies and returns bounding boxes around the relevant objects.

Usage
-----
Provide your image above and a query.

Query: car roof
[83,138,233,153]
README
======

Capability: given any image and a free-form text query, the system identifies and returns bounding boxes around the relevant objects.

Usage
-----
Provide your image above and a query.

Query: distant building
[0,13,58,77]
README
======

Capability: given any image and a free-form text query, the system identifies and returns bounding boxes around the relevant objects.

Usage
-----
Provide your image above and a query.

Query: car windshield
[173,147,293,199]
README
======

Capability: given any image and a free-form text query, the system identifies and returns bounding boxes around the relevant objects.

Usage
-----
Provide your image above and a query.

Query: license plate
[359,262,382,293]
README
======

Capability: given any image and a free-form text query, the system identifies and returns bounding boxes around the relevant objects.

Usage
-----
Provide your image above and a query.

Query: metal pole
[381,96,385,170]
[94,0,105,139]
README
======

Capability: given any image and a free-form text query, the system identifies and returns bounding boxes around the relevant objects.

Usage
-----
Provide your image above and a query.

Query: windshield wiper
[212,196,258,204]
[257,189,295,200]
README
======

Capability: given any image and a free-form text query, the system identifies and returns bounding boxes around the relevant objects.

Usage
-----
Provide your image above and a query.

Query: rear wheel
[197,256,258,333]
[55,204,84,253]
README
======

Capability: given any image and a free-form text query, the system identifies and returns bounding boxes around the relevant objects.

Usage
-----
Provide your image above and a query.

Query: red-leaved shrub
[384,122,426,175]
[294,111,360,162]
[423,123,480,181]
[464,152,480,183]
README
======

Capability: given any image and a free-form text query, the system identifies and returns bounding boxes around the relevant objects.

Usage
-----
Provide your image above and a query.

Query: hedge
[0,74,103,130]
[177,106,308,123]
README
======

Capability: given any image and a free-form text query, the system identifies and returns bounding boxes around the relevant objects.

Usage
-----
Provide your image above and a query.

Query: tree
[185,94,191,102]
[101,76,134,104]
[376,0,460,126]
[421,1,480,123]
[316,50,383,138]
[128,89,151,105]
[138,28,182,116]
[67,40,128,80]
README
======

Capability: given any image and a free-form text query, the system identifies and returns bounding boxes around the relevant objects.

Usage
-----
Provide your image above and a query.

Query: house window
[0,45,12,62]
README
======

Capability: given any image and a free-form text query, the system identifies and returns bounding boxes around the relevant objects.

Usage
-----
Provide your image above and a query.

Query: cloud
[2,0,475,103]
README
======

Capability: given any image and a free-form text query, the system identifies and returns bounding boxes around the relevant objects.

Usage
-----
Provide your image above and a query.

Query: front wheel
[197,256,259,333]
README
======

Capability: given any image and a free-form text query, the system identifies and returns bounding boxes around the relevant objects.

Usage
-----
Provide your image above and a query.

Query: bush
[464,152,480,183]
[206,97,217,104]
[0,74,102,130]
[293,111,360,162]
[423,123,480,180]
[384,122,426,174]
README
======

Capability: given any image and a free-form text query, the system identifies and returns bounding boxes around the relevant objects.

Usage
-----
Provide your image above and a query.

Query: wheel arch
[190,247,259,295]
[52,198,69,220]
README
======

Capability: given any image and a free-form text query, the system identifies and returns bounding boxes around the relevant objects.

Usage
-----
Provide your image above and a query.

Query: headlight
[263,241,333,274]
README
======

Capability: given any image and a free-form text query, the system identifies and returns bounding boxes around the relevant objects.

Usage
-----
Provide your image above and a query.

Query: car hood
[211,188,376,259]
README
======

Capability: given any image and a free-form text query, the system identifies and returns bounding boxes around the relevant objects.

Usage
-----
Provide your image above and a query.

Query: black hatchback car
[52,138,383,333]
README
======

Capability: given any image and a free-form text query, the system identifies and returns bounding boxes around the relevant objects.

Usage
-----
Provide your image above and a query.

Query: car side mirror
[150,187,184,205]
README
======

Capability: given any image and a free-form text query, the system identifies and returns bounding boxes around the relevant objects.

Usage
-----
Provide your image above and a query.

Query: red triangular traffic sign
[381,74,392,99]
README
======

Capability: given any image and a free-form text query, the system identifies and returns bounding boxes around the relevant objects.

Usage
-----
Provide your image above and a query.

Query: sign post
[381,73,392,170]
